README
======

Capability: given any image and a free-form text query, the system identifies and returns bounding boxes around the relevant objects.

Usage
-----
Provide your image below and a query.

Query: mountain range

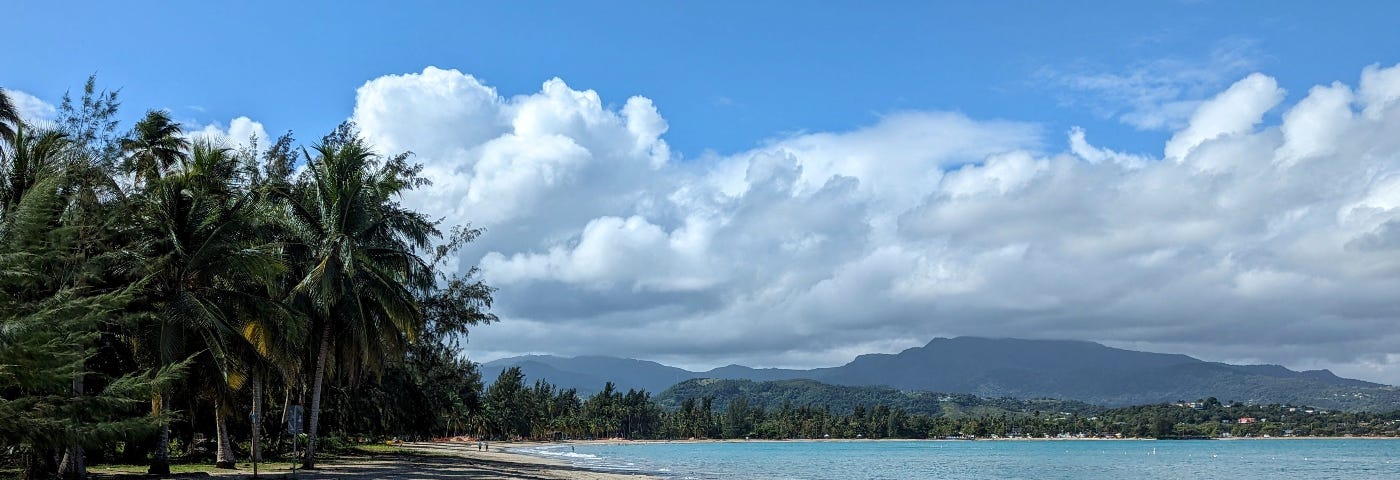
[481,337,1400,411]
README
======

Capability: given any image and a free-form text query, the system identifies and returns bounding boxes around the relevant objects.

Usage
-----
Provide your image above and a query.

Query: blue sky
[8,1,1396,157]
[8,2,1400,383]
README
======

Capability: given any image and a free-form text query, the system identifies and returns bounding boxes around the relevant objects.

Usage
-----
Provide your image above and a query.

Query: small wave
[510,445,674,476]
[528,448,601,460]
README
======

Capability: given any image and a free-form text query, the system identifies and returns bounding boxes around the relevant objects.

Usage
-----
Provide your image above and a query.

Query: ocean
[509,438,1400,479]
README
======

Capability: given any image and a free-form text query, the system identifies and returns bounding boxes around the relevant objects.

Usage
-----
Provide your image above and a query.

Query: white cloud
[1068,126,1149,167]
[6,89,56,121]
[1276,82,1354,165]
[1164,73,1284,162]
[1040,40,1262,131]
[355,63,1400,385]
[1360,62,1400,119]
[192,116,268,149]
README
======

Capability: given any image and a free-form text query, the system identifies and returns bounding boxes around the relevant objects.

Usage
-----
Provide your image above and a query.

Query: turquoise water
[511,439,1400,479]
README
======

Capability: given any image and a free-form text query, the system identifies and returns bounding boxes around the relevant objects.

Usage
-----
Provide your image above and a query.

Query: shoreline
[358,442,661,479]
[482,436,1400,478]
[89,437,1400,479]
[87,442,661,479]
[547,434,1400,446]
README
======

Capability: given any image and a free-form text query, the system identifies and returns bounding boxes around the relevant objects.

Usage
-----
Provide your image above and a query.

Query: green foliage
[0,122,187,478]
[2,81,496,477]
[0,87,20,144]
[459,374,1400,441]
[121,110,191,182]
[319,339,483,438]
[0,286,185,450]
[57,75,122,167]
[658,378,1101,417]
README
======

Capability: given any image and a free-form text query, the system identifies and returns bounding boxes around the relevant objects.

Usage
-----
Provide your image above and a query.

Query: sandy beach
[277,442,656,480]
[89,442,656,480]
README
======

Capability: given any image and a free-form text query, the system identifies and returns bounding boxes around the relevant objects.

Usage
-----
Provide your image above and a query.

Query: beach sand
[91,442,656,480]
[288,442,656,480]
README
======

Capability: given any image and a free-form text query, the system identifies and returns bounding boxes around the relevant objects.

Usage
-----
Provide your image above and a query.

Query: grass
[86,443,424,477]
[90,461,310,478]
[89,463,225,474]
[343,442,456,458]
[345,443,412,455]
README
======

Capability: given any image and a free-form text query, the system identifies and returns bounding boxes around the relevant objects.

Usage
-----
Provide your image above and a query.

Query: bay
[511,439,1400,479]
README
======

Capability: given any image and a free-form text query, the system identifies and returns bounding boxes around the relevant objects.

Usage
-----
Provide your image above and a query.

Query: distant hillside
[813,337,1398,410]
[481,337,1400,411]
[657,378,1103,417]
[481,355,696,394]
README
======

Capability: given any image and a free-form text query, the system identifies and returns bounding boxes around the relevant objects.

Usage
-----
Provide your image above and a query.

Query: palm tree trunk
[251,371,263,463]
[57,445,85,480]
[59,375,86,479]
[215,398,235,468]
[148,394,170,475]
[276,379,294,449]
[303,322,332,469]
[280,381,293,428]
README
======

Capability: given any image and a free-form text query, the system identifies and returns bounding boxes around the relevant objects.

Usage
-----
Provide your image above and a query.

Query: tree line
[0,78,496,479]
[475,368,1400,442]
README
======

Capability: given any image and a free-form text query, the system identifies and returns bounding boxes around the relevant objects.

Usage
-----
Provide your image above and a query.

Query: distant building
[1238,417,1257,424]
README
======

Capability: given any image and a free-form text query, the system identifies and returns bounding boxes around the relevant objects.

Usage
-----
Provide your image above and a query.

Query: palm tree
[129,140,283,474]
[228,241,305,467]
[1,125,72,218]
[276,131,436,468]
[234,312,303,465]
[0,87,20,145]
[121,110,189,184]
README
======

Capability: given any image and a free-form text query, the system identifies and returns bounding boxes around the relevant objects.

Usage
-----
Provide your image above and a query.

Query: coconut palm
[228,233,306,467]
[121,110,189,184]
[128,140,283,474]
[1,125,72,219]
[276,131,436,468]
[0,87,19,145]
[233,311,303,464]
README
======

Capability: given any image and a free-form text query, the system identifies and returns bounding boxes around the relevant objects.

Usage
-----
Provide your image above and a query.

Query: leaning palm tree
[0,87,20,145]
[121,110,189,184]
[276,131,436,468]
[127,140,283,474]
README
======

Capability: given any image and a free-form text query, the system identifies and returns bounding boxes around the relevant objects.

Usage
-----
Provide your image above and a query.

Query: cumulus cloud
[1068,126,1149,167]
[1164,73,1285,162]
[191,116,268,149]
[6,89,56,121]
[354,63,1400,385]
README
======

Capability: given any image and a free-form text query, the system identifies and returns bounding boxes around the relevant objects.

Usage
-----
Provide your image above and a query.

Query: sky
[6,1,1400,384]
